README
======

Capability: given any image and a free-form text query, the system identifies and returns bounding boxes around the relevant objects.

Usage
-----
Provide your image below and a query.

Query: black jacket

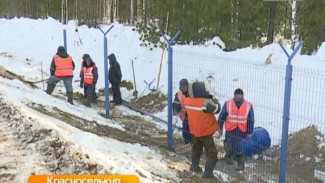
[108,54,122,85]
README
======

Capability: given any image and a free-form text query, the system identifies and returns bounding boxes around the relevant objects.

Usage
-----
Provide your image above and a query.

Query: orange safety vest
[177,91,186,121]
[54,55,73,77]
[82,67,94,84]
[184,98,220,137]
[225,99,251,132]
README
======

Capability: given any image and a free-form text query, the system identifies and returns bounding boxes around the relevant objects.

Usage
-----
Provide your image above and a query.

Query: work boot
[85,96,92,107]
[202,158,218,180]
[67,92,74,105]
[92,94,97,104]
[235,154,245,171]
[46,84,55,95]
[190,153,202,172]
[224,141,233,165]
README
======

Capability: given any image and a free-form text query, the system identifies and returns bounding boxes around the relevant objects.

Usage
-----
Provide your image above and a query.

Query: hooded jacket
[108,54,122,85]
[80,57,98,85]
[50,46,75,77]
[183,82,221,137]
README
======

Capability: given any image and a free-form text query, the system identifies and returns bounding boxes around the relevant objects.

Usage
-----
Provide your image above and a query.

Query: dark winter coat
[218,97,255,154]
[108,54,122,85]
[50,46,75,77]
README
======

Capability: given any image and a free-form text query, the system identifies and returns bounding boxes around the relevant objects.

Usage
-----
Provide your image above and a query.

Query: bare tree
[290,1,297,50]
[112,0,118,22]
[61,0,64,23]
[130,0,134,25]
[103,0,111,24]
[266,2,276,44]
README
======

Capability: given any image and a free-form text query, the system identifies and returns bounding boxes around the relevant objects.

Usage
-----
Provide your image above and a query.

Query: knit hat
[179,79,189,87]
[57,46,65,53]
[234,88,244,95]
[179,79,189,90]
[85,56,92,62]
[82,54,90,60]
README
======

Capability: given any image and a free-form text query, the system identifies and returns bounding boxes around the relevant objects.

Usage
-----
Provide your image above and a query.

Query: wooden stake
[156,11,169,94]
[174,143,192,154]
[131,59,138,98]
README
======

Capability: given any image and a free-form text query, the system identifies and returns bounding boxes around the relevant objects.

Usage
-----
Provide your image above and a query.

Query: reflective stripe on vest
[225,99,251,132]
[184,97,219,137]
[82,67,94,84]
[177,91,186,121]
[54,55,73,77]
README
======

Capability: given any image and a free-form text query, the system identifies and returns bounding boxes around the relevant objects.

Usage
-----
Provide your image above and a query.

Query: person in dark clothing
[108,53,122,106]
[80,54,89,98]
[218,88,254,171]
[81,54,90,67]
[46,46,75,104]
[80,55,98,107]
[172,78,192,144]
[80,54,97,102]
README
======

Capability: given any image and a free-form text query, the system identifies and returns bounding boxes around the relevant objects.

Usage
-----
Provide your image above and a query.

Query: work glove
[172,102,181,115]
[212,95,219,104]
[80,82,84,88]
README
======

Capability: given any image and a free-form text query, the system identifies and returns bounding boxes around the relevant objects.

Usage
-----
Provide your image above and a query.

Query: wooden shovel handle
[131,59,137,91]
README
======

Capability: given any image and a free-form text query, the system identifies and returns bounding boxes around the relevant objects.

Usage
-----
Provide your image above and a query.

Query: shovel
[131,59,138,98]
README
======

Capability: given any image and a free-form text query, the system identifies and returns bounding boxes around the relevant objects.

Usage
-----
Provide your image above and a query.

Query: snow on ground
[0,75,183,183]
[0,17,325,182]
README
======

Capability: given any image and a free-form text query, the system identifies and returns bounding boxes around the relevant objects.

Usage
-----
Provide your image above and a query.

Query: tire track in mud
[0,97,105,183]
[0,120,50,183]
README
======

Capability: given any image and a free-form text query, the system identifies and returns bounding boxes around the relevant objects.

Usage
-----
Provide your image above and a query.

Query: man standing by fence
[172,78,192,144]
[108,53,122,106]
[184,81,221,180]
[218,88,254,171]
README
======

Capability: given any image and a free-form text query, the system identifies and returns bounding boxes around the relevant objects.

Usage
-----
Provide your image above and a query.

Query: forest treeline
[0,0,324,54]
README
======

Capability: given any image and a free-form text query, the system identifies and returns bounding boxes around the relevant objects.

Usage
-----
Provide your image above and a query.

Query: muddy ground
[0,68,324,183]
[72,85,325,183]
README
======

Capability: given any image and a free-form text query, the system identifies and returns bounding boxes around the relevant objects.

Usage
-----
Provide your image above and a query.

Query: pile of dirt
[96,87,167,113]
[129,93,167,113]
[252,125,325,182]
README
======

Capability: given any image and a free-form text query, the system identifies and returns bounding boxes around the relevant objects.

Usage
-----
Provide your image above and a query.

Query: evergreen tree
[296,0,325,54]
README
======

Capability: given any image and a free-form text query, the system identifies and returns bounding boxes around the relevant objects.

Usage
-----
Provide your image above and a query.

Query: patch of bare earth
[0,95,106,183]
[251,125,325,183]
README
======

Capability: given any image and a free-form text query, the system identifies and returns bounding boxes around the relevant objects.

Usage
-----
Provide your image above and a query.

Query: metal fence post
[63,29,67,52]
[160,30,180,150]
[279,40,304,183]
[98,25,114,117]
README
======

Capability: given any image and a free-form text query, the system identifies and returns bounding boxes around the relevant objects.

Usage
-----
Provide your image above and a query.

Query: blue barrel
[241,127,271,156]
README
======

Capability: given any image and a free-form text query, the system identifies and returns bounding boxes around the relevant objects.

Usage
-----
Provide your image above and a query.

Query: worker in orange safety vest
[46,46,75,104]
[218,88,255,171]
[80,55,98,107]
[172,79,192,144]
[184,81,221,180]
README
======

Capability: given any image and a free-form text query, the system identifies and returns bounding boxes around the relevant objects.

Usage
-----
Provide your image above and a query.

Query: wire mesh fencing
[172,48,325,183]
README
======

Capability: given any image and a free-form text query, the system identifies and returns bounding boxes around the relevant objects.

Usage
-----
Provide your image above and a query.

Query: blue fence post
[98,25,114,117]
[159,30,180,150]
[63,29,67,52]
[279,40,304,183]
